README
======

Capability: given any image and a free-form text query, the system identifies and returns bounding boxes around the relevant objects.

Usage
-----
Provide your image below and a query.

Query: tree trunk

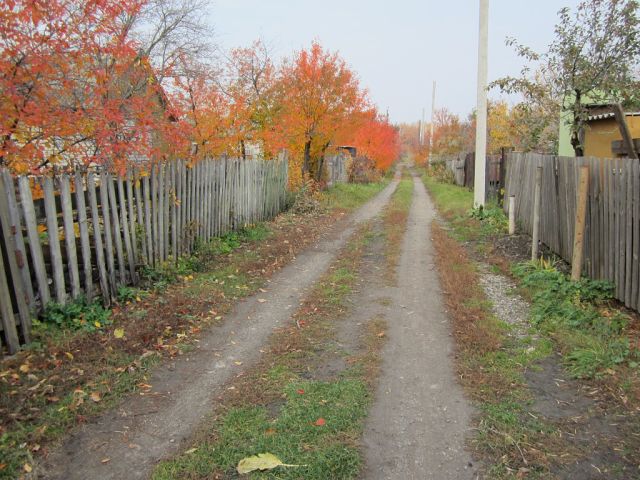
[314,141,331,181]
[303,140,311,177]
[571,90,584,157]
[240,140,246,160]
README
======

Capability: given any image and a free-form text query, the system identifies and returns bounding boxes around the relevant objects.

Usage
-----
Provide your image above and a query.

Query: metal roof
[587,112,640,121]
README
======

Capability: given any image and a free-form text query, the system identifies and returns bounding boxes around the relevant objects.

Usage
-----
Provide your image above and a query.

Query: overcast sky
[206,1,580,124]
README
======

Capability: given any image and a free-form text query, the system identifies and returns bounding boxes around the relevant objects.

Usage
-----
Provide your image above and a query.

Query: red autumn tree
[0,0,189,173]
[347,110,399,171]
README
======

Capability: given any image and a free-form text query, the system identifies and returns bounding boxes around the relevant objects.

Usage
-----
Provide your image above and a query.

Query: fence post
[498,147,507,206]
[571,166,590,281]
[508,195,516,235]
[531,166,542,261]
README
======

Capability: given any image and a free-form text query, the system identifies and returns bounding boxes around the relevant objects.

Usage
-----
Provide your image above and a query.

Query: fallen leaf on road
[237,453,301,475]
[23,463,32,473]
[257,298,267,303]
[296,389,305,395]
[101,458,110,464]
[185,448,198,454]
[90,392,101,402]
[234,361,243,366]
[314,418,326,426]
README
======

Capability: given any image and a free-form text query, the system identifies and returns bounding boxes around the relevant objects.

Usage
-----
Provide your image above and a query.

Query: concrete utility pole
[430,81,436,150]
[474,0,489,208]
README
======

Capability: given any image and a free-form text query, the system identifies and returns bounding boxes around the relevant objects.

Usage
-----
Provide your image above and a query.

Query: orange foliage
[343,111,399,171]
[0,0,189,173]
[276,41,367,185]
[1,3,392,186]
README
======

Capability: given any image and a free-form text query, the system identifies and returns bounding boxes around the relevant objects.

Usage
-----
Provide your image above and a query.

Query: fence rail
[0,157,288,354]
[504,152,640,310]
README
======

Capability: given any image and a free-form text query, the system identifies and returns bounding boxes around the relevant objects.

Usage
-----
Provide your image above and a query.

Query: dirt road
[362,173,477,479]
[43,169,479,479]
[43,176,400,480]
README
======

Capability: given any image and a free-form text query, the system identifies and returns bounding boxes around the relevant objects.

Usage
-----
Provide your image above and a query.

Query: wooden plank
[616,158,624,300]
[87,173,110,302]
[587,158,598,279]
[634,160,640,310]
[571,166,590,281]
[126,170,138,269]
[158,163,165,261]
[0,243,20,353]
[107,175,126,285]
[185,162,193,253]
[202,160,209,241]
[0,177,31,341]
[19,177,50,306]
[74,172,93,299]
[171,162,178,259]
[173,162,180,256]
[135,172,148,265]
[99,172,117,293]
[2,171,34,307]
[59,175,81,298]
[606,159,615,283]
[625,160,633,306]
[117,176,136,283]
[43,176,66,303]
[143,175,154,265]
[195,161,202,238]
[163,162,170,259]
[209,159,215,239]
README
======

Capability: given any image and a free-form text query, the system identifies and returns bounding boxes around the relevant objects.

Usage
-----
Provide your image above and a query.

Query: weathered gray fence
[504,152,640,310]
[0,157,288,354]
[324,153,350,187]
[432,152,505,199]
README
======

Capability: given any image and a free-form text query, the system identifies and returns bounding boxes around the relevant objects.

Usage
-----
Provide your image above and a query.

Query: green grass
[152,217,388,479]
[321,181,388,211]
[513,260,638,379]
[153,380,368,480]
[422,173,472,216]
[392,178,413,209]
[422,172,506,242]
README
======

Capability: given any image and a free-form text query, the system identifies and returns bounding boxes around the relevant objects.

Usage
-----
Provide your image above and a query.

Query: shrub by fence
[0,157,288,354]
[504,152,640,311]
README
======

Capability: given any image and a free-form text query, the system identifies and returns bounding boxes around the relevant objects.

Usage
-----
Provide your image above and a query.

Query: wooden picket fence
[504,152,640,310]
[433,152,505,199]
[0,157,288,354]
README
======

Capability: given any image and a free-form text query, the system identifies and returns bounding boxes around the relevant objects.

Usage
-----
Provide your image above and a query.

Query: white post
[474,0,489,208]
[531,167,542,261]
[429,81,436,159]
[508,195,516,235]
